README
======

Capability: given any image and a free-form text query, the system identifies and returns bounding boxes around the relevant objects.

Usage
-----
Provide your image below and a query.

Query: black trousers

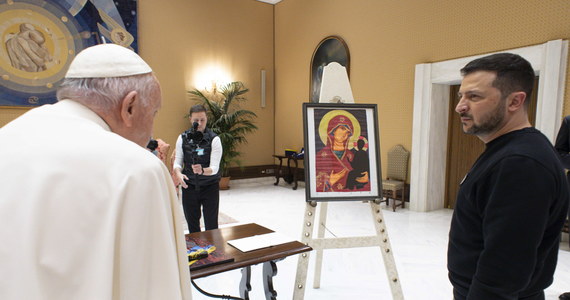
[182,181,219,233]
[567,174,570,224]
[453,289,544,300]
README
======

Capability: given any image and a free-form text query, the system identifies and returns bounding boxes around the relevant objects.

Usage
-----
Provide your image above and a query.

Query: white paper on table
[227,232,296,252]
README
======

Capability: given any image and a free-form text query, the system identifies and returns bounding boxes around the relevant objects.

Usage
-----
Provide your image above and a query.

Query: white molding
[410,64,432,212]
[410,40,568,212]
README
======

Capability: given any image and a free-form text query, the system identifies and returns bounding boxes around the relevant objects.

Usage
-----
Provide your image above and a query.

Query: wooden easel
[293,199,403,299]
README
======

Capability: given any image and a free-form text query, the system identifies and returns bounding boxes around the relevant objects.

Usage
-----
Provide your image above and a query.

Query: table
[187,223,312,300]
[272,155,303,190]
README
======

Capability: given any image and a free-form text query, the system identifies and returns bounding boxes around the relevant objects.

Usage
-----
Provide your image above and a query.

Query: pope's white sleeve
[118,159,192,299]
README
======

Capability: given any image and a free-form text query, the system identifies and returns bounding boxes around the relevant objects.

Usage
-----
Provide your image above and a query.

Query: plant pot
[219,176,231,190]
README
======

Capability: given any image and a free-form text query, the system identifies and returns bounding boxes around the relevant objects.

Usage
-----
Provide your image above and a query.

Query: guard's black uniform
[181,128,221,233]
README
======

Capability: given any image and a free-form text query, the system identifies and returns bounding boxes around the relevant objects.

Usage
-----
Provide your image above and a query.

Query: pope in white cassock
[0,44,192,299]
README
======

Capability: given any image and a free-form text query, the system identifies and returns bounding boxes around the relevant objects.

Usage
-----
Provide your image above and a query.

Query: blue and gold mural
[0,0,138,107]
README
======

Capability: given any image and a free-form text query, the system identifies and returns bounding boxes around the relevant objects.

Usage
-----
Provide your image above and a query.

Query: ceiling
[256,0,283,4]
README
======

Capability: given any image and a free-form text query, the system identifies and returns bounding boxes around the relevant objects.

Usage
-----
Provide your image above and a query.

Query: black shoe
[560,292,570,300]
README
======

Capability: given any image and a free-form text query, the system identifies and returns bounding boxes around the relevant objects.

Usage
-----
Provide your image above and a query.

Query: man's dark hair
[460,53,535,104]
[189,104,207,115]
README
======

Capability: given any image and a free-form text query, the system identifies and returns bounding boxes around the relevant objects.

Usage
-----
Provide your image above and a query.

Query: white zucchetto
[65,43,152,78]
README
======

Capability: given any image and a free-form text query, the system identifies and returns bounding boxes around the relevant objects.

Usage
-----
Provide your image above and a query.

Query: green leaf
[187,81,258,177]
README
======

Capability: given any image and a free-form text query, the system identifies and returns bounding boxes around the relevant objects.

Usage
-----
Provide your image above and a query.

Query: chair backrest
[386,144,410,182]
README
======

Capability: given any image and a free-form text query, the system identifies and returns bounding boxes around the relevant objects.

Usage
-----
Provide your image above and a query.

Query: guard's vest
[182,127,221,186]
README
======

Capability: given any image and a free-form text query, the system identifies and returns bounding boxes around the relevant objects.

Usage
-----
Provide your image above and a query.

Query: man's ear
[120,91,138,127]
[507,91,527,112]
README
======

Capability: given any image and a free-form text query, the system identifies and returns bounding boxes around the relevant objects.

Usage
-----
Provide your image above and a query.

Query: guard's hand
[173,169,188,189]
[191,164,203,175]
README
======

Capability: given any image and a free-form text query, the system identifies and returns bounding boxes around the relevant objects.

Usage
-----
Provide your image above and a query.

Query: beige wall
[274,0,570,177]
[0,0,275,168]
[141,0,275,167]
[2,0,570,173]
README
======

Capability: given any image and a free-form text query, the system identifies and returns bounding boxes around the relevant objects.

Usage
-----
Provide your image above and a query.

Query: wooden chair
[382,144,410,212]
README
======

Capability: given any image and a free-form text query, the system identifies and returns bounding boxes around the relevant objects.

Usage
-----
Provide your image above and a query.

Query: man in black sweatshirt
[447,53,569,300]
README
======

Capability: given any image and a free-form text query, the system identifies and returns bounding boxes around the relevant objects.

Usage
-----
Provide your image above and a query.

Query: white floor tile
[189,177,570,299]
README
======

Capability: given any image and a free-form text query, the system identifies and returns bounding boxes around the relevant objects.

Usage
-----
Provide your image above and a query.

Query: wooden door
[444,79,538,208]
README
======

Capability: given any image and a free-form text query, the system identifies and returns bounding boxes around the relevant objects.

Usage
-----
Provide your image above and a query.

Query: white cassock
[0,100,192,299]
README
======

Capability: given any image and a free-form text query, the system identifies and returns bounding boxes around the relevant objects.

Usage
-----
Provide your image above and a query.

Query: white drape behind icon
[318,62,354,103]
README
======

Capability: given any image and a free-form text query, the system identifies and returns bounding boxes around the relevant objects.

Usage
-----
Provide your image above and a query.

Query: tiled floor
[189,177,570,300]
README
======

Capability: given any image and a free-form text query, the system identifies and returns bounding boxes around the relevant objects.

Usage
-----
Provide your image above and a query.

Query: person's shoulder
[92,133,165,173]
[205,128,218,137]
[3,105,57,138]
[114,139,162,164]
[514,128,552,150]
[497,128,562,171]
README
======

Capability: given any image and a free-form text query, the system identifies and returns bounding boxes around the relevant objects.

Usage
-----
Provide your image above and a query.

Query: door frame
[410,39,568,212]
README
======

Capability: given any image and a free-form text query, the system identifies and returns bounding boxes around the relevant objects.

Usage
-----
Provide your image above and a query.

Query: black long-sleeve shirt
[448,127,569,300]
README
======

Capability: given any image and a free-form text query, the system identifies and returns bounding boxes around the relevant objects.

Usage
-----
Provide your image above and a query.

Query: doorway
[410,40,567,212]
[444,79,539,208]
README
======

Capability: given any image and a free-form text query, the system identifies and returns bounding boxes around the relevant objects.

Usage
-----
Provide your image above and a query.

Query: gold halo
[318,110,361,149]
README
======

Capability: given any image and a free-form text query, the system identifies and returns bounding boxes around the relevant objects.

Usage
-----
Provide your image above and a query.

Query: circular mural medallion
[0,0,83,106]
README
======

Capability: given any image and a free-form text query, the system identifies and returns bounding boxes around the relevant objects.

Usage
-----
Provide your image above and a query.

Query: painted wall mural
[0,0,138,107]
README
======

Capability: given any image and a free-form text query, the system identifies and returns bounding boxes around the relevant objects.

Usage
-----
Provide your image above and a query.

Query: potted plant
[188,81,258,189]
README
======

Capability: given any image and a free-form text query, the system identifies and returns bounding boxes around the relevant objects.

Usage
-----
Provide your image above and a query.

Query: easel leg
[370,200,404,299]
[295,200,404,299]
[293,201,317,300]
[240,266,252,300]
[313,201,328,288]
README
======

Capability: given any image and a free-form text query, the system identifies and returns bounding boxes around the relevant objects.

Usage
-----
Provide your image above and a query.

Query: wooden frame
[303,103,382,201]
[309,36,350,103]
